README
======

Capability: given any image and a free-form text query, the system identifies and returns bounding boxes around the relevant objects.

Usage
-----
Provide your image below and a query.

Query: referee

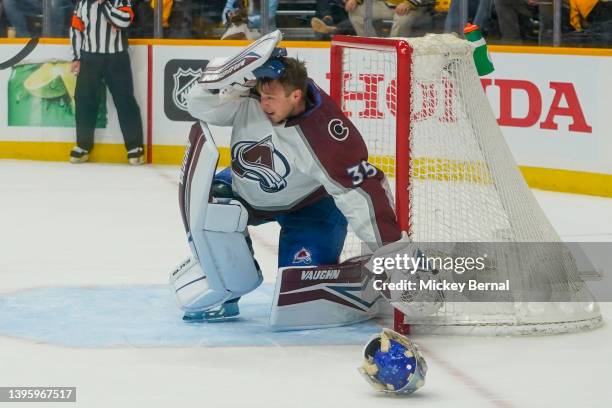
[69,0,144,165]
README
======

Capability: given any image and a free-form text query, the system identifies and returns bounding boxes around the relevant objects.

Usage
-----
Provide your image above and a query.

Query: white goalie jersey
[186,81,401,249]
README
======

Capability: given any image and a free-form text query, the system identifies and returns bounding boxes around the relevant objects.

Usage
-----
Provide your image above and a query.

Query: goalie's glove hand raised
[228,71,257,93]
[198,57,256,92]
[197,30,283,90]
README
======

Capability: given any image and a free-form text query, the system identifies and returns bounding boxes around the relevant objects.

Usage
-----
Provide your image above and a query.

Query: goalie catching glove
[197,29,284,91]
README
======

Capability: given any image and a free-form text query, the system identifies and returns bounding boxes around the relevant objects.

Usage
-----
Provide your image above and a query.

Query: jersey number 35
[347,161,378,186]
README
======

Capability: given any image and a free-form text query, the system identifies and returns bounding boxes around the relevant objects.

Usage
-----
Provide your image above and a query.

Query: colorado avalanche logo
[173,68,203,111]
[293,248,312,265]
[231,136,290,193]
[328,119,349,141]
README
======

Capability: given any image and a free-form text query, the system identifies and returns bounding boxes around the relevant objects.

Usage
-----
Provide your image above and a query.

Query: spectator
[129,0,153,38]
[190,0,227,38]
[139,0,225,39]
[310,0,356,36]
[150,0,173,28]
[493,0,538,43]
[221,1,261,39]
[222,0,278,30]
[345,0,430,38]
[69,0,144,165]
[0,2,6,36]
[569,0,601,31]
[444,0,492,34]
[3,0,71,37]
[565,0,612,46]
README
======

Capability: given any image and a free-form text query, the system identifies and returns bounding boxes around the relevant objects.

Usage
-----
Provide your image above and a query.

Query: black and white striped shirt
[70,0,134,60]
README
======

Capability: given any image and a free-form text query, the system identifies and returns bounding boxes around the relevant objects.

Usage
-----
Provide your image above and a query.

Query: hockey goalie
[169,30,403,330]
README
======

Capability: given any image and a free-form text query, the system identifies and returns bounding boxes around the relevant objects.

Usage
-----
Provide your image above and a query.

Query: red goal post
[330,35,411,234]
[330,35,414,334]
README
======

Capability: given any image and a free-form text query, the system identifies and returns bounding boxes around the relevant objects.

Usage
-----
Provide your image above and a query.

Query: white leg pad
[171,229,262,312]
[196,229,262,298]
[170,256,230,312]
[172,121,262,312]
[269,258,383,330]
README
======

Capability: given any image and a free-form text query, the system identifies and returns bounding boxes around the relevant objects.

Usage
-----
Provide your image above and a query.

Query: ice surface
[0,160,611,407]
[0,284,382,348]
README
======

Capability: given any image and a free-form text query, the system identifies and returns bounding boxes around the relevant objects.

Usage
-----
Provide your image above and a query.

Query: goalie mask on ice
[359,328,427,395]
[170,121,262,312]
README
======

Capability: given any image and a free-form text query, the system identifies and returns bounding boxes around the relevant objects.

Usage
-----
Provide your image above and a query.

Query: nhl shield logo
[172,68,203,112]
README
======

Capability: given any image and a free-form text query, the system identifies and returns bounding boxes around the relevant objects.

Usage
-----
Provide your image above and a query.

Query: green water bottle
[464,23,494,76]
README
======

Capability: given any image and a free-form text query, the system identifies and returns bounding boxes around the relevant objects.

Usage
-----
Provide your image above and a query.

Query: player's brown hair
[257,57,308,97]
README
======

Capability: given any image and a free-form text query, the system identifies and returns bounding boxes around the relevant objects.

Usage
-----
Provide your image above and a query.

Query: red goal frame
[330,35,413,334]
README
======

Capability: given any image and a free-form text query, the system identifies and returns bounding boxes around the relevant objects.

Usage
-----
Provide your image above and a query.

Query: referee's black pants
[75,51,143,152]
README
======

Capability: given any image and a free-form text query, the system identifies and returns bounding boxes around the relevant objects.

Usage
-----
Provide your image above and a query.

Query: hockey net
[330,34,602,335]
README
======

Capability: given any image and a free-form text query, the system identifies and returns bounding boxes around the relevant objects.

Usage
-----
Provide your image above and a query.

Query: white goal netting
[331,34,602,335]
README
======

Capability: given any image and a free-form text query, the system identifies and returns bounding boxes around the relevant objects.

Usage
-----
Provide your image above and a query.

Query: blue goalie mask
[359,328,428,395]
[252,48,288,80]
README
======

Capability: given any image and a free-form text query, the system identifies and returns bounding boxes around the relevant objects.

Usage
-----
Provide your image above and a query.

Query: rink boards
[0,39,611,197]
